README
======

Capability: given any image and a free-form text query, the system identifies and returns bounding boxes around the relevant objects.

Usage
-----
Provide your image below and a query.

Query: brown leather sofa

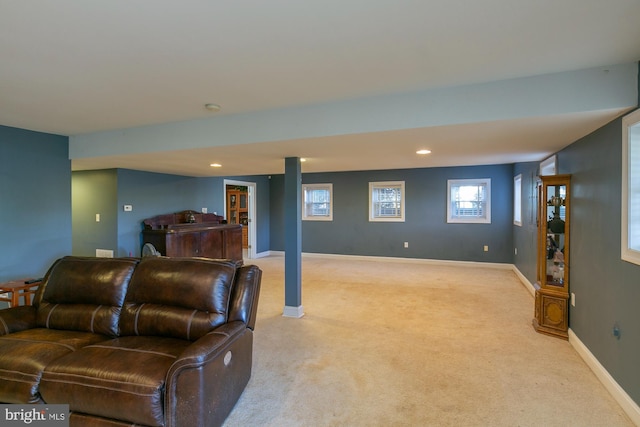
[0,255,262,427]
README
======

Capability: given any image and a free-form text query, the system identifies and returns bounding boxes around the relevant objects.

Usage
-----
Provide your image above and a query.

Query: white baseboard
[511,265,536,297]
[266,251,513,270]
[569,329,640,425]
[252,250,273,259]
[514,268,639,424]
[255,250,293,261]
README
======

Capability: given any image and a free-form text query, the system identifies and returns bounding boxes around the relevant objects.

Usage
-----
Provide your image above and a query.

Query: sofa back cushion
[35,256,138,337]
[119,257,237,341]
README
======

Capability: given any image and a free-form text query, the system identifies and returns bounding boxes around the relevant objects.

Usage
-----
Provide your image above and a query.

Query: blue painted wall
[557,114,640,404]
[115,170,211,257]
[0,125,71,285]
[72,169,271,257]
[511,110,640,405]
[271,164,514,262]
[269,174,285,251]
[512,162,541,283]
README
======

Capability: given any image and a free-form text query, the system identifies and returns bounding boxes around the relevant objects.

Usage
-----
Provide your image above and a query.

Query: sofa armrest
[0,305,37,335]
[173,321,246,364]
[164,321,253,427]
[228,265,262,330]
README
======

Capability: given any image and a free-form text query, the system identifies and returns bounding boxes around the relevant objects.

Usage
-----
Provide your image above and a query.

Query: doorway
[224,179,256,259]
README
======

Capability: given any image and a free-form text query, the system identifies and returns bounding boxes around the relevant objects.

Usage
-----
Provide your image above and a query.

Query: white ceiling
[1,0,640,176]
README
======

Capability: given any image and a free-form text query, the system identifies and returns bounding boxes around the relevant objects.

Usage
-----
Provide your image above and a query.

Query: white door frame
[223,179,257,259]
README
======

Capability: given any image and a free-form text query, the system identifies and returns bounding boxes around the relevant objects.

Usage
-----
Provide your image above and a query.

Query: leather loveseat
[0,255,262,426]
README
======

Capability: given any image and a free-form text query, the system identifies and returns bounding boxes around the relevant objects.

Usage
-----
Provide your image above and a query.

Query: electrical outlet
[201,207,208,213]
[514,247,518,255]
[613,323,621,339]
[96,249,114,258]
[571,293,576,307]
[483,245,489,252]
[404,242,409,248]
[96,213,100,222]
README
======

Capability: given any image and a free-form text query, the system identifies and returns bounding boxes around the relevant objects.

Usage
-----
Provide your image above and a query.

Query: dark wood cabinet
[141,211,242,264]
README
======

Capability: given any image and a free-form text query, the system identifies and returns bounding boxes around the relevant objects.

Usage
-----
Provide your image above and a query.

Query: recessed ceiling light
[210,163,222,167]
[205,103,221,112]
[416,149,431,155]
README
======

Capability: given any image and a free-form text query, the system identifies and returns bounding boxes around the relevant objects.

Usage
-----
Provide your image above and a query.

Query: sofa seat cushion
[40,336,191,427]
[0,328,109,404]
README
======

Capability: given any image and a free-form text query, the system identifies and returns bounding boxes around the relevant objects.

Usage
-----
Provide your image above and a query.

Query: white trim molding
[513,266,639,424]
[299,251,513,270]
[569,329,640,426]
[253,250,273,259]
[512,265,536,297]
[621,108,640,266]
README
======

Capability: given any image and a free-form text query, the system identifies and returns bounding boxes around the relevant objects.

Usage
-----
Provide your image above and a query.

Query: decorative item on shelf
[551,249,565,284]
[547,195,565,233]
[548,216,565,233]
[549,196,564,207]
[186,212,196,223]
[552,249,564,264]
[546,235,559,259]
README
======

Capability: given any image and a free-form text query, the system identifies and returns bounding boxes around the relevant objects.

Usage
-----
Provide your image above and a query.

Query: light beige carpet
[223,255,634,427]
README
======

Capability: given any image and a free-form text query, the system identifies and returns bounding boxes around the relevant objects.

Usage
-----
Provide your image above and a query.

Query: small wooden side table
[0,279,42,307]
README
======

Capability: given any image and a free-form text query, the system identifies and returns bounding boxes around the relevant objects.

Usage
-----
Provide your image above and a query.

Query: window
[622,109,640,265]
[540,155,557,176]
[302,183,333,221]
[447,178,491,223]
[513,174,522,226]
[369,181,405,222]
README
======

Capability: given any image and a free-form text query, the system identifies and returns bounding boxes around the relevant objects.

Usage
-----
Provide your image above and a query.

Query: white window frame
[540,155,557,176]
[622,109,640,265]
[513,174,522,226]
[447,178,491,224]
[369,181,405,222]
[302,183,333,221]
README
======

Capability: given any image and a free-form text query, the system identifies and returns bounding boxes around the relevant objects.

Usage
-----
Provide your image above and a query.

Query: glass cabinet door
[543,183,567,288]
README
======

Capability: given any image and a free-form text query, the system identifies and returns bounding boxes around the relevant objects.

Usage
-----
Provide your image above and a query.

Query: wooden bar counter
[142,211,243,264]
